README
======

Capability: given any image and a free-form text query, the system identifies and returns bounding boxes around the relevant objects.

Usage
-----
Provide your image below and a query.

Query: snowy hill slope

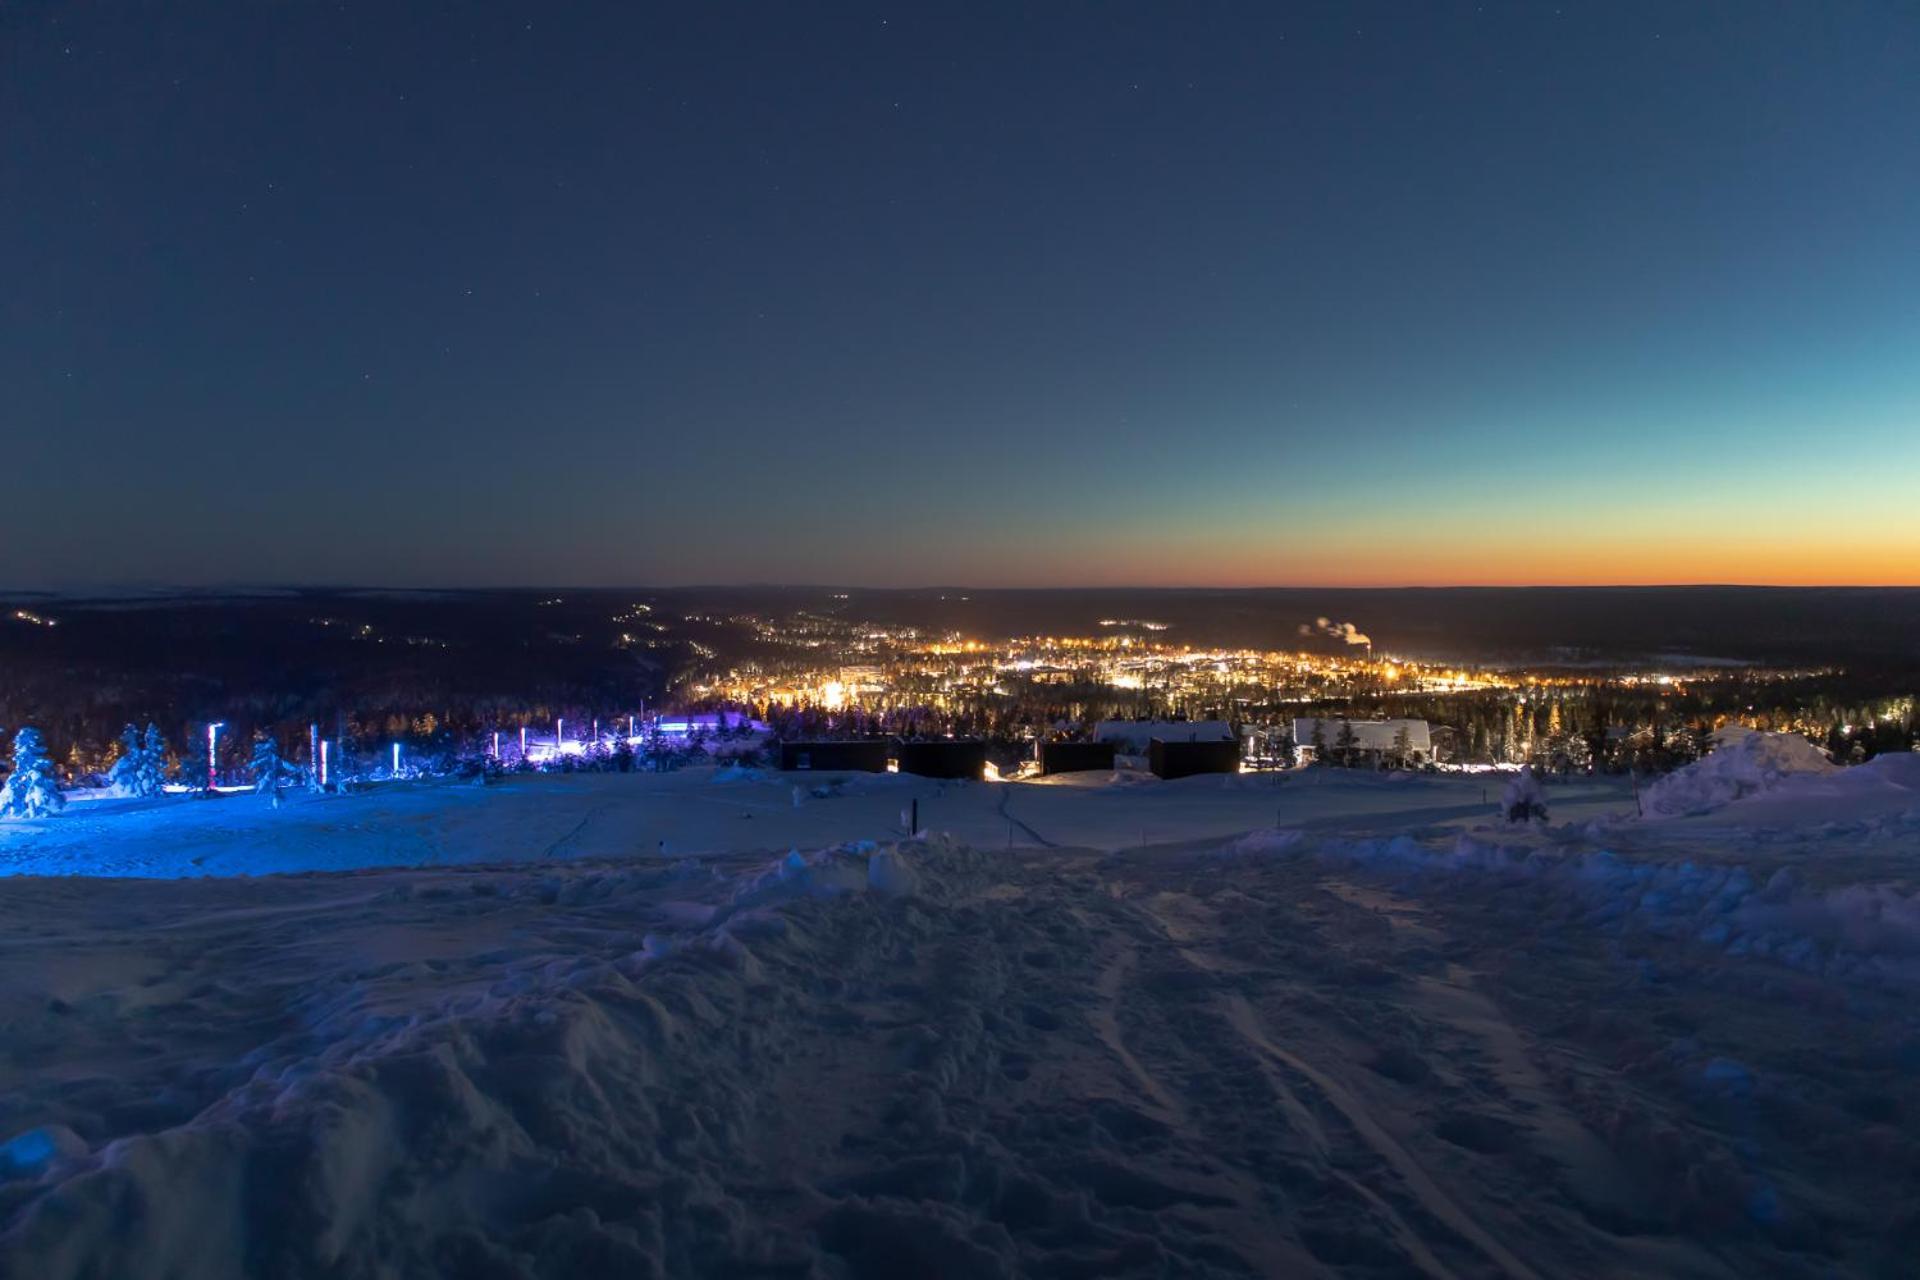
[6,819,1920,1276]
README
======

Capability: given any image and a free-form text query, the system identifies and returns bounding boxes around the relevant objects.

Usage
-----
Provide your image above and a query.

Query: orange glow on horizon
[894,531,1920,591]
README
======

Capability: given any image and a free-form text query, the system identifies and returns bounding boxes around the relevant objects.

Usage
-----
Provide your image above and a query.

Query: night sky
[5,2,1917,589]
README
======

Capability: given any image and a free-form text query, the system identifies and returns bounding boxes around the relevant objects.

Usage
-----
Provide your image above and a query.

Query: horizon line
[6,581,1920,598]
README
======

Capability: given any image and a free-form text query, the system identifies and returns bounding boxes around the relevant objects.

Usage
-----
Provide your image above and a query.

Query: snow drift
[1641,726,1836,818]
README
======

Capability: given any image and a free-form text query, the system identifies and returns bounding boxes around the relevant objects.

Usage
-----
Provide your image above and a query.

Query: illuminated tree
[0,728,65,818]
[176,735,210,793]
[141,724,170,792]
[107,724,166,798]
[249,731,287,795]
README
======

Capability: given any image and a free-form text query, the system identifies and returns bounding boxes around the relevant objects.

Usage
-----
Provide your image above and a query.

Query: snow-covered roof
[1095,720,1235,751]
[1292,718,1432,754]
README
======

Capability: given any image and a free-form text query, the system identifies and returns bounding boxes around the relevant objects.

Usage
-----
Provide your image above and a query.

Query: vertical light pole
[308,723,319,785]
[557,718,565,753]
[320,739,330,789]
[519,725,528,758]
[628,714,636,739]
[491,730,500,759]
[207,722,224,792]
[392,742,401,777]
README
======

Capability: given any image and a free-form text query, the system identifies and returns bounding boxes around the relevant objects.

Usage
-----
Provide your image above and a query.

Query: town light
[319,739,330,788]
[207,722,224,791]
[392,743,401,776]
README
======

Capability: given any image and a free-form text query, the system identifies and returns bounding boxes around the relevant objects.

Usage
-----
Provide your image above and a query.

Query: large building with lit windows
[1292,717,1432,764]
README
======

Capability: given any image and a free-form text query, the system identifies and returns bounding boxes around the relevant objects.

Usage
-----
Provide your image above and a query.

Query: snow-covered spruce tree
[1391,724,1413,767]
[1502,766,1549,824]
[176,735,210,794]
[107,724,144,797]
[1334,719,1359,767]
[0,727,65,818]
[249,731,285,795]
[137,724,169,796]
[106,723,168,798]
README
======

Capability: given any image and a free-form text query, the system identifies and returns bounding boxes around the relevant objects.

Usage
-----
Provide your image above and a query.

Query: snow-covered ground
[4,747,1919,1277]
[0,765,1634,879]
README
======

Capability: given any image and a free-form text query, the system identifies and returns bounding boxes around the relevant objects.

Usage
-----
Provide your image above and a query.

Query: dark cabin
[1149,737,1241,780]
[1039,740,1117,775]
[778,740,892,772]
[894,738,986,780]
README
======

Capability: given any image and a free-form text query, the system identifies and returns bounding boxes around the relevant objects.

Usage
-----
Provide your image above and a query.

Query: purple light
[320,739,330,787]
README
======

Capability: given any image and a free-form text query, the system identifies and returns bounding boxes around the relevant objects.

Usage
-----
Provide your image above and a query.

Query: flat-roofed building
[1150,737,1241,779]
[1039,740,1117,775]
[895,738,986,780]
[778,740,891,772]
[1292,717,1432,765]
[1095,720,1235,754]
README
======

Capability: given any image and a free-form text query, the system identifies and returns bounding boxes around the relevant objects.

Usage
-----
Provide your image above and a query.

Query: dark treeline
[0,591,673,780]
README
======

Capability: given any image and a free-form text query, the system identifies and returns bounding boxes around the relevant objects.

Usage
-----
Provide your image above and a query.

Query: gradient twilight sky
[4,2,1917,589]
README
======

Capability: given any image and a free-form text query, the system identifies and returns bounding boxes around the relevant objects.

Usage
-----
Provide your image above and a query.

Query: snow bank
[1641,727,1835,818]
[1273,824,1920,988]
[707,764,765,783]
[0,839,953,1279]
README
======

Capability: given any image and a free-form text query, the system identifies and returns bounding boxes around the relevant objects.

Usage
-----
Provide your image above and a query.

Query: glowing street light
[207,722,224,792]
[519,726,528,757]
[491,730,500,758]
[319,739,330,788]
[392,742,402,777]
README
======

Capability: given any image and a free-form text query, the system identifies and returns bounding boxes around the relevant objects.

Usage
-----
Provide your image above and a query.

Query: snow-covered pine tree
[176,735,210,793]
[107,724,144,797]
[138,724,169,796]
[1391,724,1413,767]
[1334,719,1359,767]
[0,727,66,818]
[1502,766,1549,824]
[249,731,285,795]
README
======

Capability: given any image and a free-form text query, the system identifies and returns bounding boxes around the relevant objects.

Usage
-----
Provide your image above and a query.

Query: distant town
[0,588,1912,794]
